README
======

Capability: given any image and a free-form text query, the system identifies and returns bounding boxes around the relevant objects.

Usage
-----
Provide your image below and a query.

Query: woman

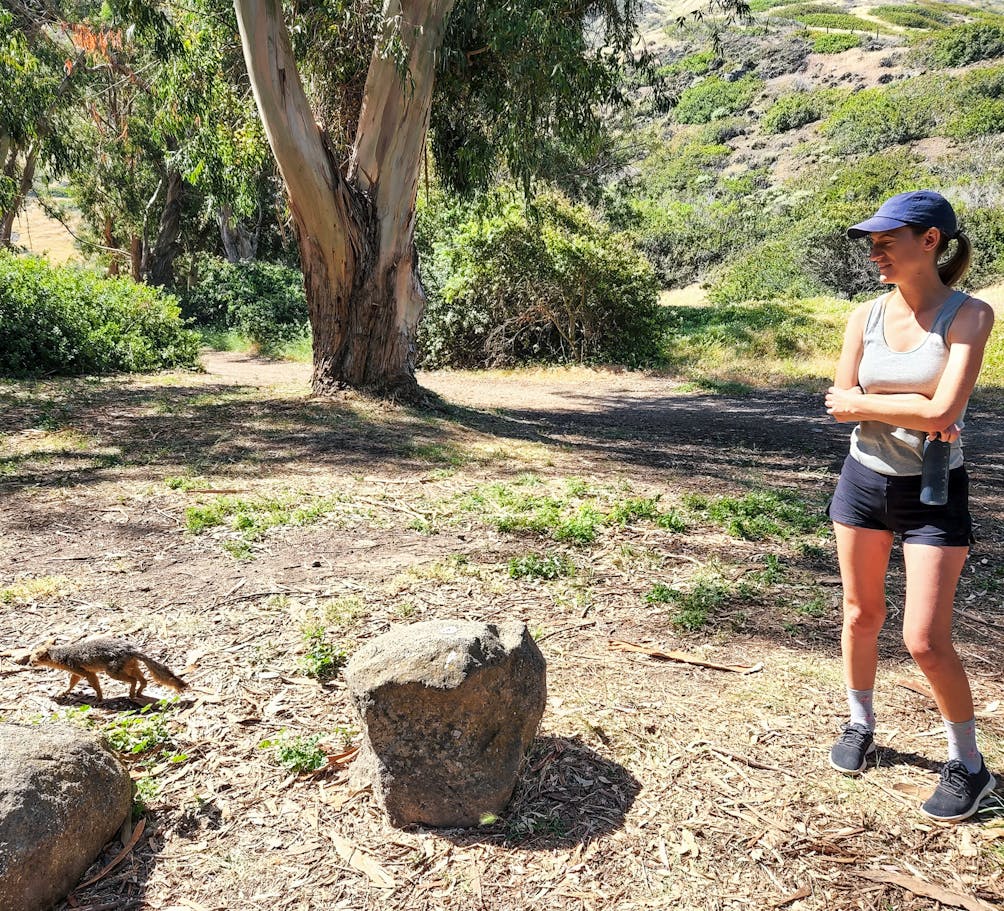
[824,189,996,822]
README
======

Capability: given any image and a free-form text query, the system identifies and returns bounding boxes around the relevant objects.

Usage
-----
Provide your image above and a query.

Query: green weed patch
[299,625,348,681]
[683,490,826,540]
[508,551,576,580]
[259,733,328,773]
[183,493,340,554]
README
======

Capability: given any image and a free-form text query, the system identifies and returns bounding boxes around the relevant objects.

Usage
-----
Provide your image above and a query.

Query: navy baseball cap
[847,190,958,239]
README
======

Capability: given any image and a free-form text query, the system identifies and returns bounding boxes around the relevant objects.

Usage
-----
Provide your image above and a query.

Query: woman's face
[867,226,940,284]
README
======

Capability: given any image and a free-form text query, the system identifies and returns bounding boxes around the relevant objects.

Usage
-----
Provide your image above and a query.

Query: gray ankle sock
[944,717,982,774]
[848,688,875,730]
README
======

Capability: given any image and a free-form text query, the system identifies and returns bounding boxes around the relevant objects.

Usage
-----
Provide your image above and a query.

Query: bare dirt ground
[1,354,1003,911]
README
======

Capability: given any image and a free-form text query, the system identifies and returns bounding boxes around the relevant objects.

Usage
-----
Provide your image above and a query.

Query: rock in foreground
[346,620,546,827]
[0,723,132,911]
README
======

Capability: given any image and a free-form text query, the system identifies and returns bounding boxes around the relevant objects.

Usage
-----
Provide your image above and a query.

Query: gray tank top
[849,289,969,476]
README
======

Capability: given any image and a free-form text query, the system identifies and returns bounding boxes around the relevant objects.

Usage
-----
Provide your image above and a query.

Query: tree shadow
[440,736,641,850]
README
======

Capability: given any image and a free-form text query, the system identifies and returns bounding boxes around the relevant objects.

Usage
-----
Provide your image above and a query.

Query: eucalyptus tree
[233,0,709,398]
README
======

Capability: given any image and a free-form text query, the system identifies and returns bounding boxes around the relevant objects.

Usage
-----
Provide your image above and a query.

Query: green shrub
[821,85,934,153]
[645,574,732,631]
[946,97,1004,138]
[625,139,732,196]
[181,257,308,354]
[260,733,327,773]
[872,5,949,29]
[773,5,891,32]
[418,193,660,368]
[706,240,823,304]
[924,22,1004,66]
[300,625,348,681]
[959,207,1004,289]
[944,67,1004,138]
[602,138,751,287]
[658,49,718,78]
[674,75,763,124]
[0,253,199,376]
[761,88,845,133]
[749,0,802,11]
[810,31,861,53]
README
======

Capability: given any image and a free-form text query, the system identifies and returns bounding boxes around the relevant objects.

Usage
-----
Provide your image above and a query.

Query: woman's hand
[825,385,863,422]
[929,423,961,444]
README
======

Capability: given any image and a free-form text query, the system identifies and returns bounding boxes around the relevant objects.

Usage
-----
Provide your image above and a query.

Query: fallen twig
[537,619,596,642]
[772,885,811,908]
[608,639,763,674]
[893,676,936,702]
[706,745,798,777]
[325,745,359,768]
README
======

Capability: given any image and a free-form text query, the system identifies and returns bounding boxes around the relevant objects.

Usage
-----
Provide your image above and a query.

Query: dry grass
[12,198,79,263]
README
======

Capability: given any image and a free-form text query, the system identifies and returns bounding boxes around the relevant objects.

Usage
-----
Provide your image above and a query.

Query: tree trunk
[234,0,456,398]
[146,167,184,287]
[218,204,259,262]
[130,235,143,282]
[104,216,120,276]
[0,144,39,248]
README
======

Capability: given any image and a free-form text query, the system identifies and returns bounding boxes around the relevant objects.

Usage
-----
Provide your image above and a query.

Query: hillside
[604,0,1004,303]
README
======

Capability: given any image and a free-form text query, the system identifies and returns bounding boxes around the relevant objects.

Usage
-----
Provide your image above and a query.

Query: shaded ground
[1,353,1002,911]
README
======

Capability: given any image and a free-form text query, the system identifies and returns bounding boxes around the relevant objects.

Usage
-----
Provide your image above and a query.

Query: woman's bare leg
[834,523,894,690]
[901,543,972,721]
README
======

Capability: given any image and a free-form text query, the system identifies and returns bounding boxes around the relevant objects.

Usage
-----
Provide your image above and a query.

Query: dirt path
[1,356,1002,911]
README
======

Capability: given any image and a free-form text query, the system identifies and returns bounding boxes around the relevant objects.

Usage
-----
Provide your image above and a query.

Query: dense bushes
[706,240,823,305]
[674,75,762,124]
[773,4,891,32]
[0,253,199,375]
[821,84,934,153]
[417,194,660,368]
[924,22,1004,66]
[958,207,1004,289]
[762,88,844,133]
[704,151,937,303]
[180,258,308,353]
[872,5,950,30]
[810,32,861,53]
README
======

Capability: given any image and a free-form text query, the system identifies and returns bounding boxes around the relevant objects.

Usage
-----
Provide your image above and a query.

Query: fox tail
[140,655,187,691]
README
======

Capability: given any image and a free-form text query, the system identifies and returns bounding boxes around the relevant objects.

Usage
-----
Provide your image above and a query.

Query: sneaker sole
[920,773,998,823]
[829,742,877,775]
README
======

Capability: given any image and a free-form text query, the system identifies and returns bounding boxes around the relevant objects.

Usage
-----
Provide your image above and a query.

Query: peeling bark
[234,0,455,398]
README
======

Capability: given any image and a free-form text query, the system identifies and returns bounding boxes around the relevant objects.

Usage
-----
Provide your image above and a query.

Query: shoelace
[838,724,871,749]
[935,760,971,798]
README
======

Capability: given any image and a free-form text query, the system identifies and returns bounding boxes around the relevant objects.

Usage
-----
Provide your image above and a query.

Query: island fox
[29,637,188,701]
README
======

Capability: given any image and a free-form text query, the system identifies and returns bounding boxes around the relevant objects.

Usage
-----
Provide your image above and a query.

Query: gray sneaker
[829,722,876,774]
[921,759,997,822]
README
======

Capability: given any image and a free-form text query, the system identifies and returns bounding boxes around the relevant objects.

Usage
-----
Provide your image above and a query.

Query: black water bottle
[920,437,951,506]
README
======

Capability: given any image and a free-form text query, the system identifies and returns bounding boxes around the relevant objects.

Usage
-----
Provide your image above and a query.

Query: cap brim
[846,216,908,238]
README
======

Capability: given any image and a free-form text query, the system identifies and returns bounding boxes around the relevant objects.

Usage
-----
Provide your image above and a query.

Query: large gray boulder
[345,619,546,827]
[0,723,132,911]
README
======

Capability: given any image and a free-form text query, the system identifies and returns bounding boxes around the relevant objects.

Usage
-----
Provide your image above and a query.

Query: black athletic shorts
[827,454,973,547]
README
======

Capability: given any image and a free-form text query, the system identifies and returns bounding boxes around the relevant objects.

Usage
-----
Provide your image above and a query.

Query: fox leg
[109,659,147,699]
[81,671,104,701]
[61,673,81,695]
